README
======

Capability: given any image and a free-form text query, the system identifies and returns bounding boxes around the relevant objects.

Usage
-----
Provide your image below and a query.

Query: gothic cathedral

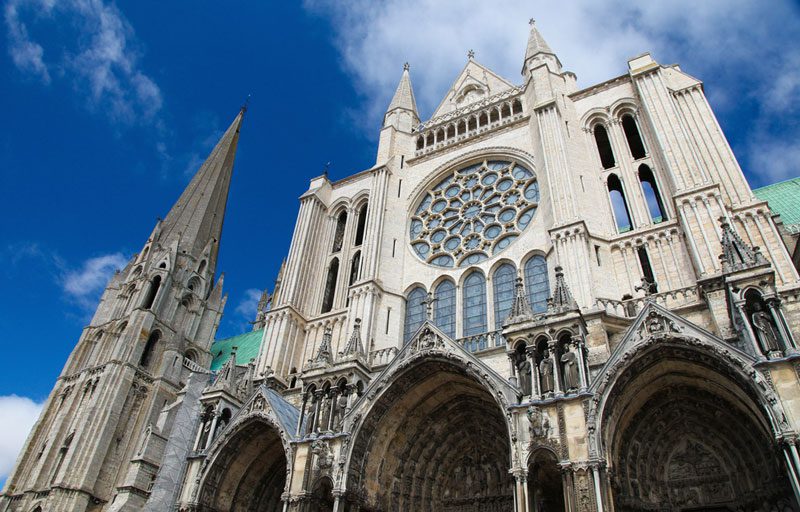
[3,21,800,512]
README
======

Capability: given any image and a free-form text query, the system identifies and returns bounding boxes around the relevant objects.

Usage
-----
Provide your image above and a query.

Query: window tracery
[410,159,539,268]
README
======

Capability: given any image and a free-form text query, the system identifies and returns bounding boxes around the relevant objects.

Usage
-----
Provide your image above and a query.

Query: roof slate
[753,177,800,233]
[209,328,263,372]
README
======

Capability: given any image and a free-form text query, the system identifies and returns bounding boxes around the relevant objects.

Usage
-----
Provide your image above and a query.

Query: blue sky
[1,0,799,480]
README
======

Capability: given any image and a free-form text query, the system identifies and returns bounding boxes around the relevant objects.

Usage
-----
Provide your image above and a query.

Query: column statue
[539,350,554,394]
[561,343,580,392]
[517,356,532,397]
[751,302,781,355]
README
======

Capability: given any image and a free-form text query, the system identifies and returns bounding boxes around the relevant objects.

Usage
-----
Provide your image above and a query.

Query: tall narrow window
[142,275,161,310]
[608,174,633,232]
[321,258,339,313]
[593,125,616,169]
[638,165,667,223]
[621,114,646,160]
[525,256,550,313]
[140,331,161,368]
[349,251,361,286]
[636,247,657,292]
[463,272,487,337]
[403,287,427,343]
[493,264,516,328]
[332,212,347,253]
[354,203,368,246]
[434,280,456,338]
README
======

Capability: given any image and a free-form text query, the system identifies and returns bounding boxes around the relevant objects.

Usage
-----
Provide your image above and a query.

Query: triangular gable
[347,321,518,417]
[590,300,757,394]
[430,59,516,119]
[218,384,300,442]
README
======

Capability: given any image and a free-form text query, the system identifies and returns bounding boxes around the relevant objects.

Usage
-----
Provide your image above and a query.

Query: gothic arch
[588,307,794,510]
[195,414,293,512]
[341,334,517,511]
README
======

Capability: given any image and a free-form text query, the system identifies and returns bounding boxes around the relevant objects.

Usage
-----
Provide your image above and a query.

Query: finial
[403,62,410,71]
[468,49,475,60]
[529,18,536,26]
[323,161,331,177]
[241,94,251,114]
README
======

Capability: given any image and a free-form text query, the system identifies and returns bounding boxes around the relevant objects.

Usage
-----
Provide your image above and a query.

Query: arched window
[321,258,339,313]
[501,103,511,118]
[332,211,347,253]
[416,136,424,150]
[354,203,368,246]
[349,251,361,286]
[434,280,456,338]
[142,275,161,310]
[608,174,633,232]
[140,331,161,369]
[525,256,549,313]
[638,164,667,223]
[446,125,455,139]
[512,99,523,114]
[637,247,657,293]
[468,116,477,131]
[493,264,516,328]
[197,259,207,275]
[403,287,427,343]
[593,125,616,169]
[621,114,646,159]
[463,272,487,337]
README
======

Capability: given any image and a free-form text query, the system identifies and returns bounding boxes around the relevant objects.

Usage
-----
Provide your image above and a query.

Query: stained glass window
[463,272,487,336]
[525,255,549,313]
[434,280,456,338]
[410,159,539,267]
[493,263,516,328]
[403,287,427,343]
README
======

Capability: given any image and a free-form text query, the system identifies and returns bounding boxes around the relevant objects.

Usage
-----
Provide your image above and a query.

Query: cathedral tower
[1,110,245,512]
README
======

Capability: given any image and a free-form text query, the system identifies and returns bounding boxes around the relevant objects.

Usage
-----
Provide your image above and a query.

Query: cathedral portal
[600,343,793,511]
[196,418,288,512]
[346,359,514,511]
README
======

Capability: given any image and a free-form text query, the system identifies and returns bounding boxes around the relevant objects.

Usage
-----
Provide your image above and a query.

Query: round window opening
[410,159,539,268]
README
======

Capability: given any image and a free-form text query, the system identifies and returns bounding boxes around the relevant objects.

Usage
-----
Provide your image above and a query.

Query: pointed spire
[386,63,419,117]
[313,326,334,366]
[719,217,767,272]
[341,318,364,358]
[159,109,244,271]
[522,19,562,75]
[252,289,271,330]
[506,276,534,325]
[548,266,578,314]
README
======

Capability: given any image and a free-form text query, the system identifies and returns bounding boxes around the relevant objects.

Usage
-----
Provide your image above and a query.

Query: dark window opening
[354,204,368,246]
[636,247,658,293]
[321,258,339,313]
[622,114,646,159]
[594,125,616,169]
[349,251,361,286]
[638,164,667,223]
[608,174,633,232]
[332,212,347,253]
[142,275,161,310]
[140,331,161,368]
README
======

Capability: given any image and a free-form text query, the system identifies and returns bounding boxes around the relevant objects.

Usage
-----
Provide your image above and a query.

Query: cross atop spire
[468,49,475,60]
[158,109,244,272]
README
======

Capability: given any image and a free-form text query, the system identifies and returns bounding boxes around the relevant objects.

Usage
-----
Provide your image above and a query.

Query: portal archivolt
[347,360,514,511]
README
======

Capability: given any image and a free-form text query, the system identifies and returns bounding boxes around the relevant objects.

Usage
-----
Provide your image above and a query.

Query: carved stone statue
[539,350,554,394]
[333,392,349,430]
[517,356,532,397]
[561,344,580,391]
[527,406,550,438]
[751,303,780,356]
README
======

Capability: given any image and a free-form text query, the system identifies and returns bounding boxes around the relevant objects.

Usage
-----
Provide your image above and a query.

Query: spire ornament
[719,217,767,272]
[468,49,475,60]
[505,276,534,325]
[548,266,578,314]
[341,318,364,358]
[313,326,334,366]
[403,62,410,71]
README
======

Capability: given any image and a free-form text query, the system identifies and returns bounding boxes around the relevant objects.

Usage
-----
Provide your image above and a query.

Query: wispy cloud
[5,0,162,125]
[62,252,128,310]
[304,0,800,185]
[235,288,262,319]
[0,395,43,482]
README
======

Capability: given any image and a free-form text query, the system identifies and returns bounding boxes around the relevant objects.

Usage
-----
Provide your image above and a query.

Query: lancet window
[594,124,616,169]
[463,272,487,337]
[608,174,633,232]
[525,255,549,313]
[321,258,339,313]
[493,263,516,328]
[638,164,667,223]
[403,286,427,343]
[621,114,646,159]
[434,280,456,338]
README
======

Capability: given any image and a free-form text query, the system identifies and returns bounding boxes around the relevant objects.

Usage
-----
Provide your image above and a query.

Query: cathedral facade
[3,21,800,512]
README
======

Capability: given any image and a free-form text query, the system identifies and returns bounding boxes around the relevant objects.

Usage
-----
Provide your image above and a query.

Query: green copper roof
[209,328,263,372]
[753,177,800,234]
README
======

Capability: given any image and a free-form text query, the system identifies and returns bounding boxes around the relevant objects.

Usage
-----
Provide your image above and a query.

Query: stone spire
[522,19,562,75]
[341,318,365,358]
[548,266,578,314]
[313,326,334,366]
[719,217,767,272]
[383,63,419,131]
[158,109,245,270]
[252,289,271,331]
[505,276,534,325]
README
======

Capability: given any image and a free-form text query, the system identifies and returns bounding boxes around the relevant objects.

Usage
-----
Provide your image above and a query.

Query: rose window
[409,159,539,268]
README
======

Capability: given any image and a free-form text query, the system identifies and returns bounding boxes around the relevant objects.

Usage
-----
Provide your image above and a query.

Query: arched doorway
[197,417,288,512]
[528,449,565,512]
[347,359,514,511]
[600,343,794,511]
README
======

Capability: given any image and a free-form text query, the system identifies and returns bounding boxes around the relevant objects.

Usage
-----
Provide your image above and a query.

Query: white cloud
[5,0,162,125]
[305,0,800,184]
[62,252,128,309]
[235,288,263,319]
[0,395,43,481]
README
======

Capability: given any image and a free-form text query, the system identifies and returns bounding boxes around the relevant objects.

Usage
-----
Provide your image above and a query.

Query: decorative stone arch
[194,412,294,512]
[339,322,518,510]
[587,304,796,510]
[327,198,351,218]
[580,108,612,132]
[609,98,640,120]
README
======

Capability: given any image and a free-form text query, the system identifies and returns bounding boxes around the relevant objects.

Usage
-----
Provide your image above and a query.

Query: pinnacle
[522,19,561,74]
[386,63,418,115]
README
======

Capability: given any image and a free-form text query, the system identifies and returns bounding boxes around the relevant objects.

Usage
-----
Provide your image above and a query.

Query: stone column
[767,298,798,352]
[312,391,323,433]
[592,464,605,512]
[204,409,220,449]
[327,389,339,432]
[572,335,589,391]
[783,439,800,506]
[513,470,528,512]
[549,341,563,395]
[508,350,519,387]
[297,393,309,436]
